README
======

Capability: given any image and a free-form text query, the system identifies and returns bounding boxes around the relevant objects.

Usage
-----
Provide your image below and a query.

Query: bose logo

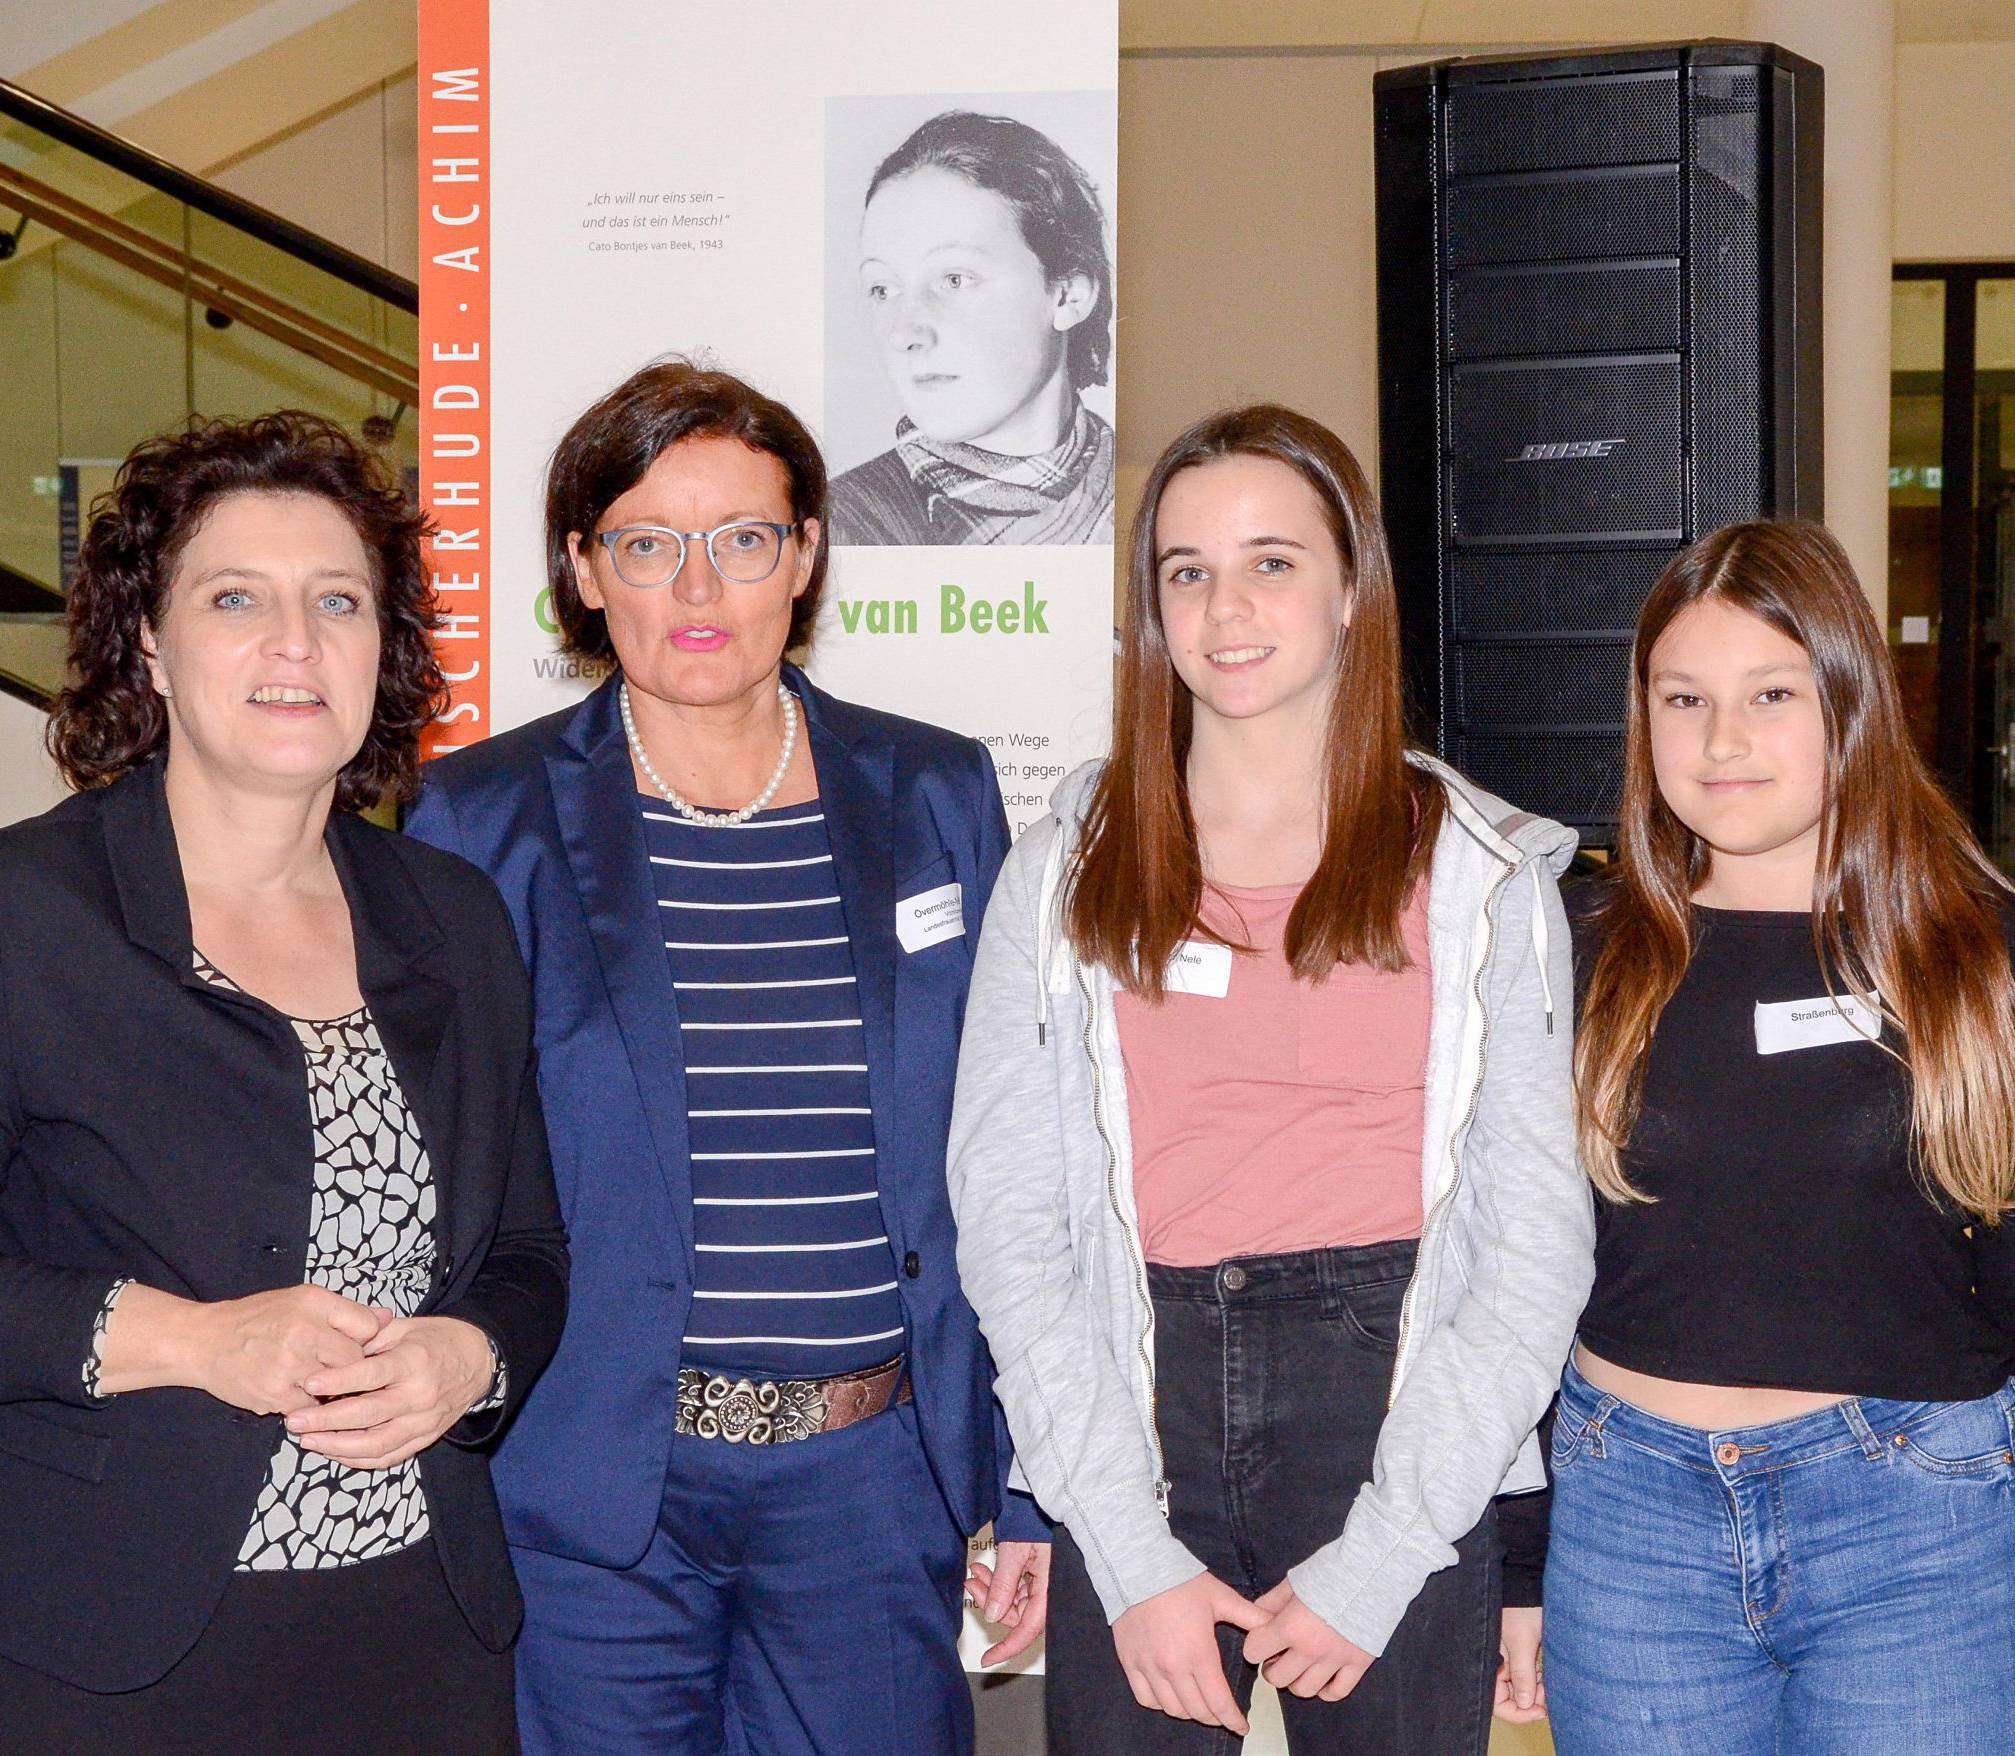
[1510,440,1626,461]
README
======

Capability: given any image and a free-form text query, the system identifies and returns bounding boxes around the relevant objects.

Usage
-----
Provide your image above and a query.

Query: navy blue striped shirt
[642,793,906,1379]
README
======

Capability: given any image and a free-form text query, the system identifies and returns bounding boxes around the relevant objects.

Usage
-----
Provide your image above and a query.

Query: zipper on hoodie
[1387,851,1517,1408]
[1078,961,1171,1516]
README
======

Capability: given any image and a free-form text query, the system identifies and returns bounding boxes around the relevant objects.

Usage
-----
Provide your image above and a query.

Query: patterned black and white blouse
[87,956,498,1571]
[232,963,439,1570]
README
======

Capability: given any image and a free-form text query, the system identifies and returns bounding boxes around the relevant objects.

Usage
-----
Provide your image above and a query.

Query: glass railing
[0,78,418,705]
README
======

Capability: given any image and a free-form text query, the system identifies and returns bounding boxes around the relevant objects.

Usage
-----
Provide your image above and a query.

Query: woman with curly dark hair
[0,411,567,1753]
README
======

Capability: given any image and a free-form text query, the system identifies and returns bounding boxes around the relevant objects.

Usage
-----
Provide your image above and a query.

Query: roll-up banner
[419,0,1117,1677]
[419,0,1118,847]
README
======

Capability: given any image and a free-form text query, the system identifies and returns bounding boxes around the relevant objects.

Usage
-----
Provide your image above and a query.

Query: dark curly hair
[546,358,829,663]
[866,110,1113,391]
[48,412,447,812]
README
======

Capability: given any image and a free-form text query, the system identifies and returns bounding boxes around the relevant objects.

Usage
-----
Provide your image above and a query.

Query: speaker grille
[1448,259,1683,360]
[1690,63,1766,532]
[1447,69,1684,175]
[1449,357,1684,546]
[1446,165,1681,266]
[1450,640,1632,733]
[1449,548,1673,639]
[1452,733,1625,830]
[1375,45,1819,842]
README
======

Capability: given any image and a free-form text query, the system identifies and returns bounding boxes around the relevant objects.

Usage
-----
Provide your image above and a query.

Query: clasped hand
[284,1312,496,1469]
[192,1283,492,1469]
[1112,1572,1375,1735]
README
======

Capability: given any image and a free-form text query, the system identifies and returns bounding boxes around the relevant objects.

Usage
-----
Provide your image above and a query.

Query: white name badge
[896,881,965,954]
[1753,991,1881,1056]
[1165,939,1234,999]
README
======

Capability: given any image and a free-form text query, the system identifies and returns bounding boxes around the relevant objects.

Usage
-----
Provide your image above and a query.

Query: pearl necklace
[620,679,799,827]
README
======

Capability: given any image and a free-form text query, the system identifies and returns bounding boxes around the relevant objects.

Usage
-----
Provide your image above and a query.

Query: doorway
[1891,264,2015,870]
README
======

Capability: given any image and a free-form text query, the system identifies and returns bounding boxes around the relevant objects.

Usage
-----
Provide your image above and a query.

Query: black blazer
[0,761,568,1692]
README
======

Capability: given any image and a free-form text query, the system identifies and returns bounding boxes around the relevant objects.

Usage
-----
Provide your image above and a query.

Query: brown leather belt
[673,1356,909,1445]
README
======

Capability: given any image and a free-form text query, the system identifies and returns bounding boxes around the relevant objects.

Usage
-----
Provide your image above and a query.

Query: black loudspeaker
[1374,42,1824,839]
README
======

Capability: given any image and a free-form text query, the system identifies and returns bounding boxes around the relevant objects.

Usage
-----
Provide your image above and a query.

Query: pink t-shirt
[1114,882,1431,1268]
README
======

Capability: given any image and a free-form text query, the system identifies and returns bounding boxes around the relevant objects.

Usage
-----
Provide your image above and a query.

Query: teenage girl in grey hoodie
[947,406,1594,1752]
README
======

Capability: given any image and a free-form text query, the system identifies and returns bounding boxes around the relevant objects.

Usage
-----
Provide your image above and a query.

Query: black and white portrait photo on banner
[440,1,1117,829]
[824,90,1116,547]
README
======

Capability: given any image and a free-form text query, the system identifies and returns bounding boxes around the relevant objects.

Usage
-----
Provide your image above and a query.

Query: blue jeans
[1545,1355,2015,1754]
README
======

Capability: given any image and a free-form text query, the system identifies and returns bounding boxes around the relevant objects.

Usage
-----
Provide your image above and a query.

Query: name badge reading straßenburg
[1753,991,1881,1056]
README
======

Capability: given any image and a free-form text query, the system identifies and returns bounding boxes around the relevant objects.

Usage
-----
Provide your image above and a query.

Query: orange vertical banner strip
[417,0,491,757]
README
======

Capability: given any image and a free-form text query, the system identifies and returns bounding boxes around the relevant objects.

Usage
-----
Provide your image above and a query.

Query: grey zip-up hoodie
[946,756,1595,1655]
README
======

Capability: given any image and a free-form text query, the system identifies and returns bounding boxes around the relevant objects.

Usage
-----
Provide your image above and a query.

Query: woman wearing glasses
[404,358,1048,1753]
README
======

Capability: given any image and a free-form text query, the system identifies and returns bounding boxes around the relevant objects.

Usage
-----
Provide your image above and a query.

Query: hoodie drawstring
[1529,861,1555,1037]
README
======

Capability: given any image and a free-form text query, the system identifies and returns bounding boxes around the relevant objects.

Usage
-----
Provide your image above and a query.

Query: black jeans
[1046,1241,1500,1755]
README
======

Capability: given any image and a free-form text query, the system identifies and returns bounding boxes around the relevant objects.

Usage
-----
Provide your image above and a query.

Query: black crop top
[1496,891,2015,1607]
[1572,899,2015,1401]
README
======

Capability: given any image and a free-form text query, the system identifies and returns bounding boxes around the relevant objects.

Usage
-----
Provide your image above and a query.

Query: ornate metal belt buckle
[675,1369,828,1444]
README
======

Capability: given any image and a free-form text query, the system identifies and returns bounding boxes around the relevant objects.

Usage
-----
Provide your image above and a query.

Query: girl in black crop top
[1501,521,2015,1753]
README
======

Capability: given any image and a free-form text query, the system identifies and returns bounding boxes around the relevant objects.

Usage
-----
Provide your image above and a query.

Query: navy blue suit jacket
[405,667,1045,1565]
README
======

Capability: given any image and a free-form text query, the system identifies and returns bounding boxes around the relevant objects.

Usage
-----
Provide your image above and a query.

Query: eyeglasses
[594,520,797,589]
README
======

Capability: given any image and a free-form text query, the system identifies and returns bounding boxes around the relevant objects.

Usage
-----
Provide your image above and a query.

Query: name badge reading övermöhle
[896,881,964,953]
[1753,990,1881,1056]
[1165,940,1233,998]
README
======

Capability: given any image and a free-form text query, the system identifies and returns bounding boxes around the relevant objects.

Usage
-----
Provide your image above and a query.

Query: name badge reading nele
[1165,940,1233,999]
[896,881,964,954]
[1753,991,1881,1056]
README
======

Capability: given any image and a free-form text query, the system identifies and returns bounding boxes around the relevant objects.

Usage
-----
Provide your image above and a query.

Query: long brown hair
[1578,519,2015,1222]
[1065,405,1443,997]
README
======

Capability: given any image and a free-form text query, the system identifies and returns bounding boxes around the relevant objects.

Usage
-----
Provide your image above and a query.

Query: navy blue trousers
[512,1399,972,1754]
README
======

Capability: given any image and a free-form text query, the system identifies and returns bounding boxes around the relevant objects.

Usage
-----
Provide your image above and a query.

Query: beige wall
[211,73,420,280]
[1751,0,1895,611]
[1894,40,2015,260]
[1115,54,1383,520]
[0,692,72,825]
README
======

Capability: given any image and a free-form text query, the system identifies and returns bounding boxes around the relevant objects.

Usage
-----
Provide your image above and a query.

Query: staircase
[0,73,417,707]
